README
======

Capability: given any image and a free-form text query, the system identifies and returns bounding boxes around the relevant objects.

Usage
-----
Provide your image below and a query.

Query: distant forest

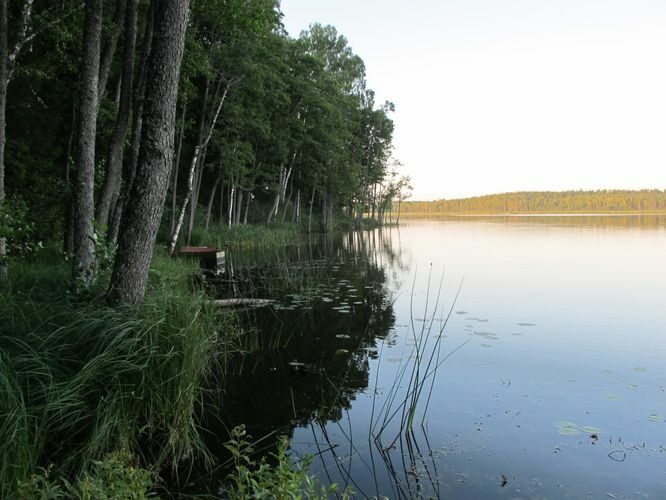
[401,190,666,214]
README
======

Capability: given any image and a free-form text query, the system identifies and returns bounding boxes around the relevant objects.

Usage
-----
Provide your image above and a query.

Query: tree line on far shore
[401,190,666,214]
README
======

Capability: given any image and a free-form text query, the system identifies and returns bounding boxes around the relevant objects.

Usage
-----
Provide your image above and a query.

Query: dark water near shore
[200,215,666,498]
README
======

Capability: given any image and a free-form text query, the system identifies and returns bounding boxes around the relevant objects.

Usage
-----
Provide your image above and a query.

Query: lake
[202,215,666,498]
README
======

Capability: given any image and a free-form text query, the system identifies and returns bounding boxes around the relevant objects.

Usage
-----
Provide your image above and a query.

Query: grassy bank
[0,251,234,497]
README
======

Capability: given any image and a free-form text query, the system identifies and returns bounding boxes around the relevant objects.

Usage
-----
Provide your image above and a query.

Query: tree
[0,0,34,282]
[72,0,103,289]
[95,0,138,229]
[108,0,190,305]
[0,0,8,283]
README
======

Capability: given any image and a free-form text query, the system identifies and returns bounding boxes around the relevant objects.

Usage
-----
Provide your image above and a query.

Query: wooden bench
[179,246,226,270]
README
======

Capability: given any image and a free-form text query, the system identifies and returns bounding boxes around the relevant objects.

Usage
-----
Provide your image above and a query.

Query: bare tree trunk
[107,0,154,246]
[218,176,224,225]
[321,192,334,233]
[234,189,243,225]
[243,189,252,225]
[63,102,77,254]
[1,0,34,282]
[227,177,234,228]
[108,0,189,305]
[267,183,280,223]
[72,0,103,289]
[170,97,186,234]
[204,171,220,230]
[6,0,34,83]
[96,0,137,228]
[170,143,198,251]
[187,143,208,244]
[97,0,127,109]
[308,184,316,234]
[0,0,7,283]
[281,169,295,223]
[293,189,300,223]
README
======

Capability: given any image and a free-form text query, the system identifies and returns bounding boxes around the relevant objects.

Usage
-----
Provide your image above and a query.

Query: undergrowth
[221,426,351,500]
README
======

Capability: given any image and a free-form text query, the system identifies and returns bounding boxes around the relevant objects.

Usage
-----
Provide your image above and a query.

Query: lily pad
[555,421,581,436]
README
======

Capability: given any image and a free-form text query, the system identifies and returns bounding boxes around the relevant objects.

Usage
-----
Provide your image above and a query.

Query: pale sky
[280,0,666,201]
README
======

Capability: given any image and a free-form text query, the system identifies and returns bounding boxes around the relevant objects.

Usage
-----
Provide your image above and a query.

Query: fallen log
[210,298,275,308]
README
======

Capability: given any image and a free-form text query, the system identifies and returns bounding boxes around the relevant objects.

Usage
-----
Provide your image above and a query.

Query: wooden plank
[210,298,275,308]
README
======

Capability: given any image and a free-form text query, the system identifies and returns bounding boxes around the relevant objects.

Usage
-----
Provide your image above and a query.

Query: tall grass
[0,253,235,497]
[188,222,305,251]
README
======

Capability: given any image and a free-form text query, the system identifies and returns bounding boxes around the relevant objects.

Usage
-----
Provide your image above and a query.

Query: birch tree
[0,0,34,282]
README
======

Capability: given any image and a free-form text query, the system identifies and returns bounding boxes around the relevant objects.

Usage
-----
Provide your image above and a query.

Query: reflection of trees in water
[192,229,410,491]
[403,214,666,230]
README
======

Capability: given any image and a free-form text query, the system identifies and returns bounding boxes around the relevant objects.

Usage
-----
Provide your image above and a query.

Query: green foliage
[222,426,350,499]
[0,195,42,261]
[74,451,156,500]
[92,220,115,273]
[17,451,157,500]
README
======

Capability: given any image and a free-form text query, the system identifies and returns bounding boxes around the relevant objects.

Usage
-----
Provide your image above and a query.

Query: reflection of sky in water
[294,216,666,499]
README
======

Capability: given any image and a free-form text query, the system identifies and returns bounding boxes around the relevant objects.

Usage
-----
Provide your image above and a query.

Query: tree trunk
[108,0,189,305]
[243,191,250,224]
[107,1,154,246]
[267,185,279,223]
[227,178,234,227]
[187,143,208,244]
[294,189,300,223]
[204,172,220,230]
[308,184,316,234]
[0,0,7,283]
[234,189,243,225]
[96,0,137,228]
[63,102,77,254]
[321,192,334,233]
[72,0,103,289]
[1,0,34,282]
[170,97,186,234]
[281,169,295,223]
[97,0,127,110]
[218,177,224,225]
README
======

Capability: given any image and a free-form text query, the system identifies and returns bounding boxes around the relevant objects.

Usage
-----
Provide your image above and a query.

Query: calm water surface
[207,215,666,499]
